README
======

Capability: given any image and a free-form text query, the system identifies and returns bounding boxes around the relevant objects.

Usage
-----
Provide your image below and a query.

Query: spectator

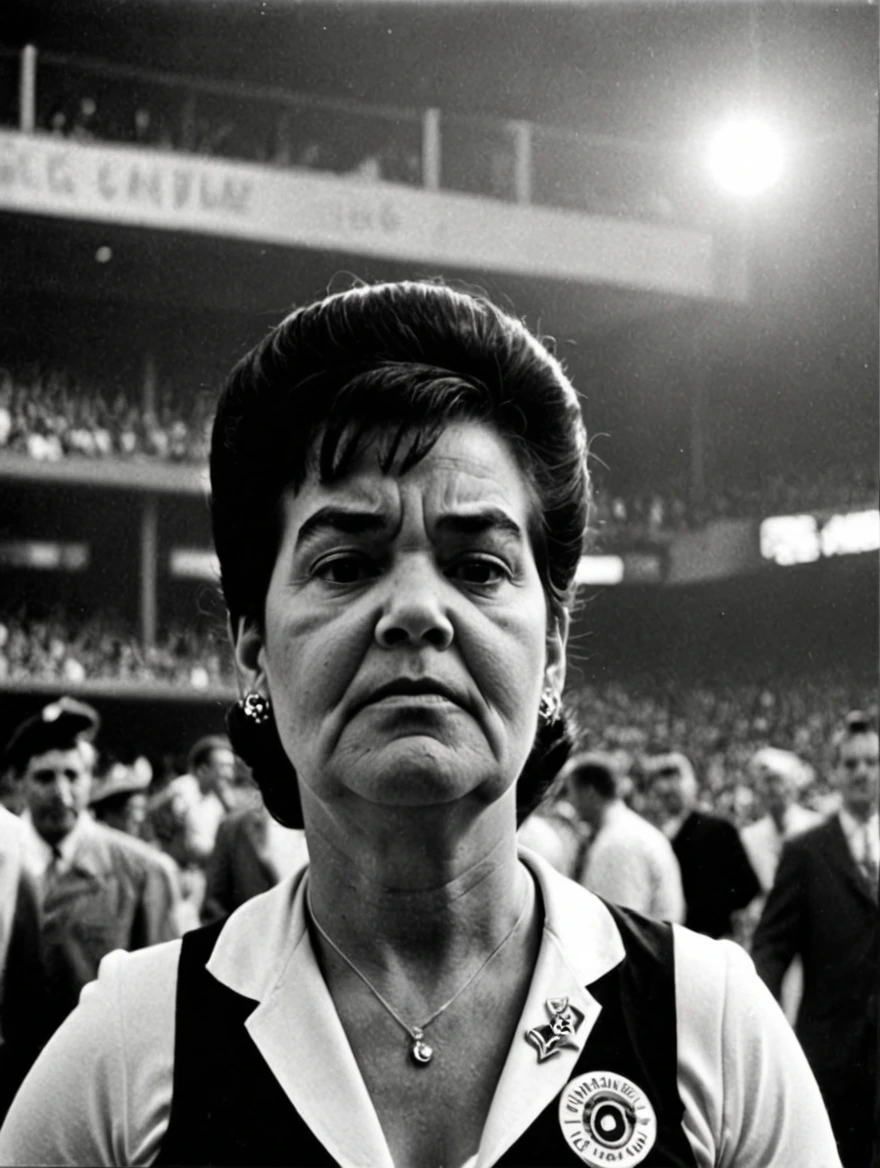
[516,795,582,879]
[88,760,152,839]
[752,713,879,1168]
[149,734,236,925]
[201,801,309,923]
[2,698,181,1065]
[741,747,822,898]
[563,750,685,922]
[740,746,823,1021]
[642,750,760,938]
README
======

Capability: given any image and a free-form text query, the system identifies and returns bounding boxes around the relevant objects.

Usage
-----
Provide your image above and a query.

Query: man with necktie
[752,711,879,1168]
[3,698,181,1062]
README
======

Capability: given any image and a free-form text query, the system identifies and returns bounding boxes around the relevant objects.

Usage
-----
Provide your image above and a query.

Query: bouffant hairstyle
[211,280,590,827]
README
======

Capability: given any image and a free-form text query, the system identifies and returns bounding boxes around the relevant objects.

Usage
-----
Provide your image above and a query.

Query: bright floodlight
[707,118,783,196]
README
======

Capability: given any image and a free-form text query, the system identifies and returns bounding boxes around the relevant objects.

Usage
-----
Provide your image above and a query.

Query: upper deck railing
[0,43,703,226]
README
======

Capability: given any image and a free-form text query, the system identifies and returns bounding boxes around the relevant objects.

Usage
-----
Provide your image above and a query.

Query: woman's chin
[330,737,509,812]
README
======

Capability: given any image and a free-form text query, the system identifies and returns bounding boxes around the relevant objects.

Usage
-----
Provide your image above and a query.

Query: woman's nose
[374,557,454,650]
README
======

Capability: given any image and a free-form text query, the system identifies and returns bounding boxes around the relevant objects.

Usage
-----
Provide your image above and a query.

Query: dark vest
[156,903,698,1167]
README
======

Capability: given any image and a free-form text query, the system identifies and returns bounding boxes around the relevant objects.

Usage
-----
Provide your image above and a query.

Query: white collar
[207,847,625,1168]
[20,809,92,872]
[839,807,880,850]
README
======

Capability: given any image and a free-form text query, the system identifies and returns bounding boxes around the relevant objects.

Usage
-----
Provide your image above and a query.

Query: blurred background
[0,0,876,817]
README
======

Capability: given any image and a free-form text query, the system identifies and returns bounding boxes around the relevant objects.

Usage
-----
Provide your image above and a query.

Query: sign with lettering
[0,129,732,297]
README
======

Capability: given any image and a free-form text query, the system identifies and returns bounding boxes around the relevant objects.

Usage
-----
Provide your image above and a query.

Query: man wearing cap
[752,714,879,1168]
[741,747,822,899]
[642,750,760,939]
[4,698,181,1050]
[563,750,684,923]
[740,746,822,1022]
[89,760,152,839]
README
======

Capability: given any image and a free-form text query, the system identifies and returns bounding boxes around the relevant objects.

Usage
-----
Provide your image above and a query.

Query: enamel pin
[558,1071,657,1167]
[525,996,584,1062]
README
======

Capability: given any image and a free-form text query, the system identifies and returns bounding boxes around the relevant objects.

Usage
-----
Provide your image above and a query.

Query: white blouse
[0,849,841,1167]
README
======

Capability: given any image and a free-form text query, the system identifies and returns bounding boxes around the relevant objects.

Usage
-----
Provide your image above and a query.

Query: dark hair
[566,752,619,800]
[212,280,590,826]
[187,734,232,775]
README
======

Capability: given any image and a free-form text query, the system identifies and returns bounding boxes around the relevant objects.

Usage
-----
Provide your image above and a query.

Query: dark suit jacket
[202,807,308,924]
[671,809,760,939]
[752,814,878,1167]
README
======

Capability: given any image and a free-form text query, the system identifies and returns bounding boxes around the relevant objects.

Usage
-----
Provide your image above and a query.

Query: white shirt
[161,774,227,863]
[0,849,841,1168]
[0,806,26,1037]
[579,802,685,923]
[740,804,823,894]
[838,808,880,874]
[19,810,90,894]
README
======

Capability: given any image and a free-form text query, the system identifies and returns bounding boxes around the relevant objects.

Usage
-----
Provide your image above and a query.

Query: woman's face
[237,421,567,818]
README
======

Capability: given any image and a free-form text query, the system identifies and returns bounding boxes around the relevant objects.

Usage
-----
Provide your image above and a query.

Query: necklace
[307,885,530,1067]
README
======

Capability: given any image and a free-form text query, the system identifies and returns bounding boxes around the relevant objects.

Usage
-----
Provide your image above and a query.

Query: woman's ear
[232,615,267,693]
[545,609,569,703]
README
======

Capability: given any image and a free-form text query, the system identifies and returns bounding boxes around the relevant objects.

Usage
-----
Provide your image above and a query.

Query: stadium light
[707,117,783,197]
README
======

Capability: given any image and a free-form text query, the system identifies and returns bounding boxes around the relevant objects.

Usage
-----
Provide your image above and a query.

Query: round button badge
[558,1071,657,1166]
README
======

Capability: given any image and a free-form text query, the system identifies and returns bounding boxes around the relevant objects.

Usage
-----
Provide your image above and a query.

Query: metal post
[512,120,532,205]
[422,108,441,191]
[140,496,158,651]
[19,45,37,134]
[689,312,707,514]
[142,351,157,416]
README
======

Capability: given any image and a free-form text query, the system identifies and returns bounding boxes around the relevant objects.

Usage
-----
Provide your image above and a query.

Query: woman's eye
[450,557,510,587]
[313,554,376,584]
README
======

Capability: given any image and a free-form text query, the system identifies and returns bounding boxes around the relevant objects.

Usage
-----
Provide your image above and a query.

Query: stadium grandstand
[0,0,876,806]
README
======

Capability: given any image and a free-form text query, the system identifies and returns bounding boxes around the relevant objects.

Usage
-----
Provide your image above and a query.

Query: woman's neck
[302,794,529,967]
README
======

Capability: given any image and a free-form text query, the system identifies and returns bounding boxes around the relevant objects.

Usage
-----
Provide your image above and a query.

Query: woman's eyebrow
[295,506,388,549]
[435,508,524,541]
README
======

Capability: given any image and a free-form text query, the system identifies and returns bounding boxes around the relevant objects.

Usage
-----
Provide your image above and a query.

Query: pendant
[410,1027,434,1065]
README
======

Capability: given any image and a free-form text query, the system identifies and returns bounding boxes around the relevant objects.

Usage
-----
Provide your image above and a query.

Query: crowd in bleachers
[1,600,873,830]
[0,605,233,690]
[0,52,683,217]
[0,366,212,464]
[2,366,876,536]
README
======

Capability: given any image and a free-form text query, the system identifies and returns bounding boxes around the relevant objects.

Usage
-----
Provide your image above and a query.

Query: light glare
[708,118,783,196]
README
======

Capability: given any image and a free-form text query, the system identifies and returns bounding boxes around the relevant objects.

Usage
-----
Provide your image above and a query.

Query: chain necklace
[307,886,530,1067]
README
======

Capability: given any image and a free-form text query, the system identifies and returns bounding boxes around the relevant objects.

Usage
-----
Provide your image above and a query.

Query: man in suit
[201,801,309,923]
[642,750,760,939]
[4,698,182,1048]
[752,713,879,1168]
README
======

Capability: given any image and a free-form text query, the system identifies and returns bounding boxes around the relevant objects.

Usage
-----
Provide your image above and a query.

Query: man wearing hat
[752,713,879,1168]
[3,697,181,1052]
[740,746,822,1023]
[89,760,152,838]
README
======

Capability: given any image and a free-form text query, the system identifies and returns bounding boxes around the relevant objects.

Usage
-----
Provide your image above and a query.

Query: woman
[0,281,839,1167]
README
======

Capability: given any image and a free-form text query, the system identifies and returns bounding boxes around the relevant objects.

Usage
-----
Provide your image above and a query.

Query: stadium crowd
[0,687,873,1160]
[2,366,876,538]
[1,602,873,832]
[0,366,212,464]
[0,605,232,690]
